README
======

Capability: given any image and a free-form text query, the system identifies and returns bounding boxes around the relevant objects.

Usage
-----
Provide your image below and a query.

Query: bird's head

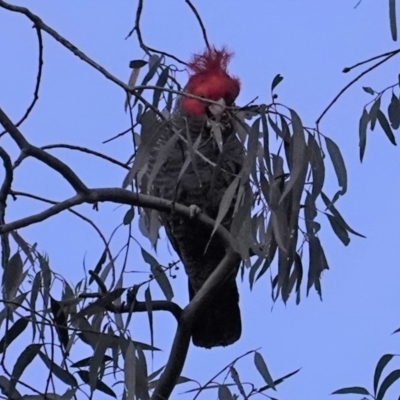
[181,47,240,118]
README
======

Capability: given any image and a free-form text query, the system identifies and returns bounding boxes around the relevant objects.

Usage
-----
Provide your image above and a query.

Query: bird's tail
[189,279,241,348]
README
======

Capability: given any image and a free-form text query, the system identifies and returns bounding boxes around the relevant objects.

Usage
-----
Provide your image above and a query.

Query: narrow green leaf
[359,108,369,162]
[71,355,113,368]
[145,132,179,193]
[10,344,42,394]
[374,354,395,395]
[363,86,375,95]
[271,74,284,91]
[388,93,400,129]
[280,109,306,203]
[2,252,23,301]
[325,214,350,246]
[390,0,398,41]
[307,236,327,297]
[38,351,78,387]
[261,108,271,174]
[332,386,370,395]
[0,375,21,400]
[0,317,29,354]
[133,55,162,107]
[145,287,154,351]
[218,384,234,400]
[0,292,28,327]
[123,207,135,225]
[177,131,202,184]
[91,249,107,285]
[268,117,284,141]
[230,366,246,397]
[256,233,277,283]
[377,109,397,145]
[136,347,150,400]
[129,60,147,69]
[124,341,136,400]
[132,340,160,351]
[321,192,365,238]
[152,67,170,108]
[77,370,116,397]
[212,175,240,237]
[369,96,381,130]
[377,369,400,400]
[307,134,325,200]
[38,254,51,310]
[141,248,173,301]
[175,376,192,385]
[89,334,108,391]
[258,368,301,392]
[254,352,276,390]
[148,365,165,382]
[325,137,347,196]
[294,252,303,304]
[30,271,41,341]
[304,191,317,236]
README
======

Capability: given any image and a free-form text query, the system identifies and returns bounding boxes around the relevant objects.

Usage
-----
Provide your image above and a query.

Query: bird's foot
[189,205,201,218]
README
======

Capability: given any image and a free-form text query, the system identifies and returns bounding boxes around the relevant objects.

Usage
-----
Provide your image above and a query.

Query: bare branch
[184,0,210,50]
[152,250,241,400]
[0,147,13,269]
[11,190,115,266]
[112,298,182,322]
[40,143,130,170]
[0,26,43,137]
[0,147,13,215]
[0,0,166,120]
[126,0,188,65]
[0,107,89,194]
[193,349,259,399]
[0,188,233,249]
[316,50,400,125]
[342,47,400,73]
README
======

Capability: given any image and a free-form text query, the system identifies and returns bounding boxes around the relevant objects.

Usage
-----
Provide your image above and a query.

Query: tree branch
[0,187,232,248]
[113,299,182,322]
[316,50,400,125]
[0,147,13,269]
[0,107,90,194]
[40,143,130,170]
[0,0,165,120]
[151,250,241,400]
[0,25,43,137]
[126,0,188,65]
[184,0,210,50]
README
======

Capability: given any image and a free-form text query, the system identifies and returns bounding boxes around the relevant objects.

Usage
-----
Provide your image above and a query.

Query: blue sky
[1,1,400,399]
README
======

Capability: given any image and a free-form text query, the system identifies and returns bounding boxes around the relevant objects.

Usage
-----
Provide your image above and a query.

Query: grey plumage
[141,107,244,348]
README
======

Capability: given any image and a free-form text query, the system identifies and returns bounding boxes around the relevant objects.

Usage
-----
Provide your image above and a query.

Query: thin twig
[0,25,44,137]
[0,0,166,120]
[126,0,187,65]
[0,147,13,270]
[112,298,182,322]
[0,107,89,194]
[11,190,114,266]
[184,0,210,50]
[40,143,130,170]
[0,187,233,251]
[193,349,259,399]
[316,51,399,126]
[342,48,400,73]
[151,250,241,400]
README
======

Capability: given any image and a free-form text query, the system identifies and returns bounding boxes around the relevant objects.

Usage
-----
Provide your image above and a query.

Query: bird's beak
[208,98,226,119]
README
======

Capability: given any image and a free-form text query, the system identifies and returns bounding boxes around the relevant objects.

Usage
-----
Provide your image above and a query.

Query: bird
[141,47,244,348]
